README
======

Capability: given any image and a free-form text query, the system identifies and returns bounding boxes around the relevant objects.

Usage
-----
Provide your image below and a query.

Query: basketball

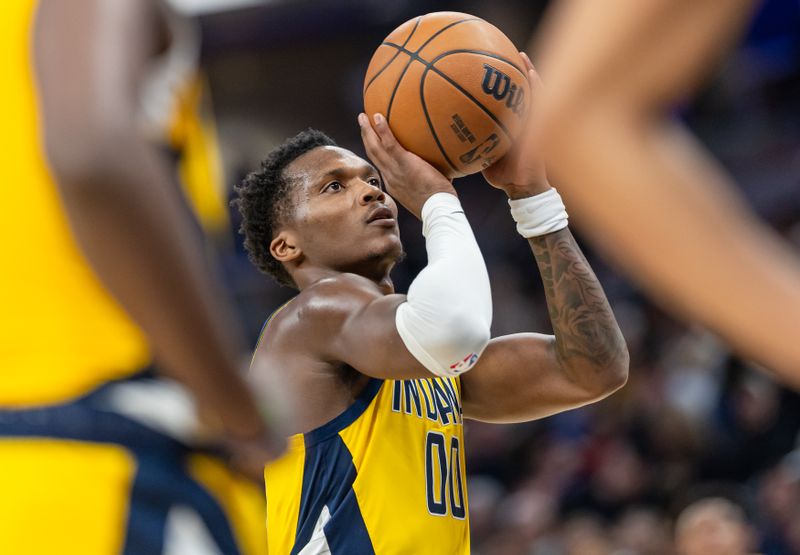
[363,12,530,179]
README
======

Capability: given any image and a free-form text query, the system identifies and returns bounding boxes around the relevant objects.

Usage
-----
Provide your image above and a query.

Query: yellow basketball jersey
[0,0,226,405]
[264,376,470,554]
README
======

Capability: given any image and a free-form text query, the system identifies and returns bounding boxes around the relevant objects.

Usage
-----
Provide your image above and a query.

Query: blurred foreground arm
[461,56,628,423]
[531,0,800,382]
[35,0,278,457]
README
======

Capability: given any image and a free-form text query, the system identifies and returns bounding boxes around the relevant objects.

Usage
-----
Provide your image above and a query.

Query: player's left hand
[482,52,550,199]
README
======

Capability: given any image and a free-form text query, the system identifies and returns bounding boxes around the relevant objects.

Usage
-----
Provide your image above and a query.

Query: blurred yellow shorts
[0,376,267,555]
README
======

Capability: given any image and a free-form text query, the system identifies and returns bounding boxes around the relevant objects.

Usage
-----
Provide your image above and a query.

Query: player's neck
[294,265,395,294]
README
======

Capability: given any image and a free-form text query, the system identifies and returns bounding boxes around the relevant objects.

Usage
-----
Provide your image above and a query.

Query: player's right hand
[359,112,455,219]
[481,52,550,200]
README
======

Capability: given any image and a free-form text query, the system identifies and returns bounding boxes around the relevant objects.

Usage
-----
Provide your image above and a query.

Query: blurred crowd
[464,329,800,555]
[194,0,800,553]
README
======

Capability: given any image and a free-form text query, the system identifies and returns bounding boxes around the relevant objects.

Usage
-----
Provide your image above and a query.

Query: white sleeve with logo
[395,193,492,377]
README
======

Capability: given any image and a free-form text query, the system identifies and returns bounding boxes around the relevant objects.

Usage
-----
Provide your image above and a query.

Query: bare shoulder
[250,275,393,435]
[262,273,400,352]
[256,273,426,384]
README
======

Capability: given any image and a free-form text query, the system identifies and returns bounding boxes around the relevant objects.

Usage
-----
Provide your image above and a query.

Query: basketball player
[527,0,800,381]
[233,57,629,552]
[0,1,278,553]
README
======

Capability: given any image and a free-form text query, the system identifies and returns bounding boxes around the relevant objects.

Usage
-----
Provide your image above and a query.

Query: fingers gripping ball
[364,12,531,179]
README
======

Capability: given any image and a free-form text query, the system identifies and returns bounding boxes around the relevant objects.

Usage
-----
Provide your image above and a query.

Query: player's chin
[368,232,403,260]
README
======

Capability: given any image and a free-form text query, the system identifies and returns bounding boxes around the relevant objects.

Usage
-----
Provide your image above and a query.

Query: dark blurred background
[181,0,800,552]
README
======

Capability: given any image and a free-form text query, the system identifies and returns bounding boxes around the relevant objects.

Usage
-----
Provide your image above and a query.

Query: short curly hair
[233,129,337,287]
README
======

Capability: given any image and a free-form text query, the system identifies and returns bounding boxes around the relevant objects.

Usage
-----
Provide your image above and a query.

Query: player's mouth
[366,206,396,227]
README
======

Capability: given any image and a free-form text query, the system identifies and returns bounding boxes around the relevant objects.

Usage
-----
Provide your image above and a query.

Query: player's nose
[358,180,386,205]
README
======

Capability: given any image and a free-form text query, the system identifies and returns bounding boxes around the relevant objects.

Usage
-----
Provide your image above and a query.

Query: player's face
[285,146,402,273]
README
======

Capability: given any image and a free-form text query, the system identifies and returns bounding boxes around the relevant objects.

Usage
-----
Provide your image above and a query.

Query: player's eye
[367,177,381,188]
[323,181,343,193]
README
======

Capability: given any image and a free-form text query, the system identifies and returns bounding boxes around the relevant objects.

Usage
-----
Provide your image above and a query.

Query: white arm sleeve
[395,193,492,377]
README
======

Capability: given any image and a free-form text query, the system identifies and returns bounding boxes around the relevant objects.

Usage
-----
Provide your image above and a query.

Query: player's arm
[460,227,629,423]
[458,55,628,423]
[527,0,800,380]
[268,277,429,380]
[34,0,276,453]
[288,114,493,380]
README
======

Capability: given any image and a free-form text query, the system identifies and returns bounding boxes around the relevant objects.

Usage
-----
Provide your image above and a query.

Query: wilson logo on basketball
[481,64,525,115]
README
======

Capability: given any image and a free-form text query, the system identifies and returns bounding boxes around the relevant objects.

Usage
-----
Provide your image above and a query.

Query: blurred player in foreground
[234,56,628,553]
[529,0,800,381]
[0,1,280,553]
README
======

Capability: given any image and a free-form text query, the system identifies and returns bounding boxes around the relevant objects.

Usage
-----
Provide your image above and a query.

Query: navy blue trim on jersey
[291,434,375,555]
[323,481,374,554]
[122,451,241,555]
[303,378,384,447]
[0,372,242,555]
[0,369,183,453]
[122,454,171,555]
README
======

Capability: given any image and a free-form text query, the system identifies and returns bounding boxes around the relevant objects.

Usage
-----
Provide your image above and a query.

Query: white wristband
[508,188,569,238]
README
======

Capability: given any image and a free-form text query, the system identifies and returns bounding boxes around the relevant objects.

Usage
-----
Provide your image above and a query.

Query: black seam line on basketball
[383,43,524,84]
[419,66,459,174]
[383,18,478,123]
[411,17,481,56]
[424,48,527,139]
[421,63,512,141]
[364,16,422,94]
[430,69,513,140]
[382,42,516,141]
[385,56,415,122]
[429,48,527,79]
[380,17,481,61]
[382,42,432,67]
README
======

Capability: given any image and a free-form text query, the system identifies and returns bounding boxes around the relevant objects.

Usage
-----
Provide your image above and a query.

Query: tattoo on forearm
[530,229,627,372]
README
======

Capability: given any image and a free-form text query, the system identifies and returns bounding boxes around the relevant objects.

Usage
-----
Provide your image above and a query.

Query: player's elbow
[448,310,491,358]
[603,348,630,394]
[397,303,491,377]
[44,115,140,198]
[565,346,629,403]
[585,348,630,400]
[430,309,491,374]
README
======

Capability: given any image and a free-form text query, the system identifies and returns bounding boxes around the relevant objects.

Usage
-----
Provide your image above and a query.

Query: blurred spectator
[675,497,756,555]
[560,514,613,555]
[757,452,800,554]
[562,436,655,520]
[612,507,672,555]
[702,364,800,482]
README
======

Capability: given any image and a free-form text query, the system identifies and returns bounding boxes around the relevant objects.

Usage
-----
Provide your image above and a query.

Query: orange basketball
[364,12,530,179]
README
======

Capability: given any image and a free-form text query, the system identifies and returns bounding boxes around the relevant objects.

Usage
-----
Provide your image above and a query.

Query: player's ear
[270,231,302,263]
